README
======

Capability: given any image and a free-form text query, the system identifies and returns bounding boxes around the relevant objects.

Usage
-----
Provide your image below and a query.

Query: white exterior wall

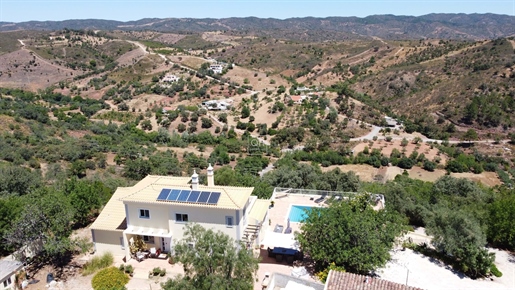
[168,205,242,242]
[1,273,16,290]
[91,229,125,256]
[125,202,246,244]
[125,203,170,231]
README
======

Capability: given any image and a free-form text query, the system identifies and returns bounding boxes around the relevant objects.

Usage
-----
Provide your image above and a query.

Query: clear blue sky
[0,0,513,22]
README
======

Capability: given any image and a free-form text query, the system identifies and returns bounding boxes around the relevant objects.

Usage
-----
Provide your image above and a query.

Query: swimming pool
[288,205,314,222]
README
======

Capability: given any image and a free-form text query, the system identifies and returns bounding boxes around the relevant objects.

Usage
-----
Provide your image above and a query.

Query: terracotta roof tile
[326,270,424,290]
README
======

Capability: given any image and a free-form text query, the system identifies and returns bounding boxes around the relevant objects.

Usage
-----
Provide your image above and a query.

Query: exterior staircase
[242,224,260,246]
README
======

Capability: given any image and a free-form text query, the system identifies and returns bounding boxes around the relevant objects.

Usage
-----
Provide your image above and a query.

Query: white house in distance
[90,165,270,259]
[202,99,233,111]
[161,74,180,83]
[209,64,224,74]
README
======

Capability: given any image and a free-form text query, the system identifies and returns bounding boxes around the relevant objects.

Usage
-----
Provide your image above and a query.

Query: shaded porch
[123,227,173,261]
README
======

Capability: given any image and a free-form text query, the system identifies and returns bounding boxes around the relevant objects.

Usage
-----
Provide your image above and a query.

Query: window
[226,216,234,227]
[176,213,188,222]
[139,209,150,219]
[4,277,12,287]
[143,235,155,244]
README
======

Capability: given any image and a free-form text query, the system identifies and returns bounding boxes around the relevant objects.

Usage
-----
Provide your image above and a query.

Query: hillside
[1,14,515,40]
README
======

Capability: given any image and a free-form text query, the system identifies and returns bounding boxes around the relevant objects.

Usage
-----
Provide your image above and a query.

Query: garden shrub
[82,252,114,276]
[91,266,129,290]
[490,264,503,277]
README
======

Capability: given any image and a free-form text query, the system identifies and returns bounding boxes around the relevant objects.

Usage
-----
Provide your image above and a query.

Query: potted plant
[167,252,175,265]
[270,201,275,208]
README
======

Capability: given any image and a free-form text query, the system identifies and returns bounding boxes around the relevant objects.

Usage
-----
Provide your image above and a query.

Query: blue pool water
[288,205,313,222]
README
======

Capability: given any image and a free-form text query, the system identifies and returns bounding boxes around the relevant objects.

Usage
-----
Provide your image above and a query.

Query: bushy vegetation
[91,266,129,290]
[162,224,258,290]
[362,174,513,277]
[83,252,114,276]
[298,194,405,274]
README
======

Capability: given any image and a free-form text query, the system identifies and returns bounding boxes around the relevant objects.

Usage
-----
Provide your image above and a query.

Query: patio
[267,190,328,236]
[252,189,336,289]
[113,255,184,290]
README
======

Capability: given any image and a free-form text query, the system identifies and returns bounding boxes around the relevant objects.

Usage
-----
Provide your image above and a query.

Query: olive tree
[297,194,405,274]
[162,224,259,290]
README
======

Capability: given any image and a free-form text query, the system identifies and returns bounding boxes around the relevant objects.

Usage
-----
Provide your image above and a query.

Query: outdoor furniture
[284,227,292,234]
[150,247,157,258]
[136,251,145,262]
[267,247,276,258]
[261,272,271,289]
[314,194,326,203]
[286,255,295,264]
[273,224,284,233]
[272,247,298,263]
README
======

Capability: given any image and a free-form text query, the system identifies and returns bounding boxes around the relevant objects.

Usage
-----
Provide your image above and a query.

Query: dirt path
[17,39,75,73]
[420,41,489,65]
[346,48,373,65]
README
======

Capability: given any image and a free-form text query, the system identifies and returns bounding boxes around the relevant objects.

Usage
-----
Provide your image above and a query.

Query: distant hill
[1,14,515,40]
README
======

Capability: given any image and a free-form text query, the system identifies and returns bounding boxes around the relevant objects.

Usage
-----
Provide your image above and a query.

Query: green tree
[297,194,405,274]
[487,193,515,249]
[162,224,259,290]
[426,209,494,278]
[201,117,213,128]
[5,190,76,263]
[123,158,152,180]
[462,129,478,143]
[241,106,250,119]
[218,113,228,123]
[64,178,112,227]
[141,119,153,131]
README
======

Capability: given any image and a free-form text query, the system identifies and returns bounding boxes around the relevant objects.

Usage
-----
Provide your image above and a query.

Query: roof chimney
[191,170,199,190]
[207,163,214,187]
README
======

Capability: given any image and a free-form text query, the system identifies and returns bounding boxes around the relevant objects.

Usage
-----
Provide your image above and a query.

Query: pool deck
[268,192,326,234]
[252,192,327,289]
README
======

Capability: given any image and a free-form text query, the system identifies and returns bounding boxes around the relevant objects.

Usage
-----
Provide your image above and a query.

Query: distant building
[385,116,398,128]
[162,107,175,113]
[209,64,224,74]
[202,99,233,111]
[286,95,308,104]
[162,74,180,83]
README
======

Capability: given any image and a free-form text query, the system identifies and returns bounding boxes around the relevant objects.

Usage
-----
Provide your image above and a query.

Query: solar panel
[177,190,191,202]
[207,192,221,205]
[167,189,181,201]
[187,190,201,202]
[157,188,171,201]
[197,191,210,203]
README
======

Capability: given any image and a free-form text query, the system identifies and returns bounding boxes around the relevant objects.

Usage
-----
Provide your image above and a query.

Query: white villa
[202,99,233,111]
[209,64,224,74]
[90,165,270,260]
[161,74,180,83]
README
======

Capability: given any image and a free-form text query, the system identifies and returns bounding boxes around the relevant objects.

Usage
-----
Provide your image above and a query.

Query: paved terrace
[267,188,356,235]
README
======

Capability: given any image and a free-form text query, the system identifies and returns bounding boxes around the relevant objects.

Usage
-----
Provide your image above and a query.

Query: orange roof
[326,271,424,290]
[290,95,303,102]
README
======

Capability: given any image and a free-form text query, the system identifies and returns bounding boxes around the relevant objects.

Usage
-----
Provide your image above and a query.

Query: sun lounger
[314,194,326,203]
